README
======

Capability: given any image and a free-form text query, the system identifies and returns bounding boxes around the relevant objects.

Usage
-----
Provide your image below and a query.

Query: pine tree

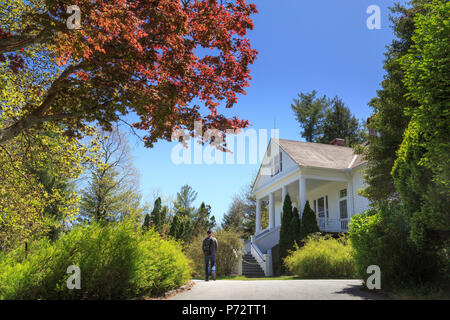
[279,194,294,273]
[142,213,151,231]
[291,90,327,142]
[150,197,167,233]
[299,201,320,240]
[168,214,191,242]
[291,207,301,244]
[190,202,213,240]
[318,97,364,146]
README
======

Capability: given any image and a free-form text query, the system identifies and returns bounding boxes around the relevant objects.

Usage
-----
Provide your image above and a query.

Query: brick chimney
[330,138,345,146]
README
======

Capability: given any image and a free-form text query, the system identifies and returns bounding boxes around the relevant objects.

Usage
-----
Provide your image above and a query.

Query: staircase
[242,253,265,278]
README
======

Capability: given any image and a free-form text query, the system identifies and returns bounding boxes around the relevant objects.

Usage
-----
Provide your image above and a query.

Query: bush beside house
[284,234,357,279]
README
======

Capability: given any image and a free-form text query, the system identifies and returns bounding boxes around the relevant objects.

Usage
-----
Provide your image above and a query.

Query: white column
[269,192,275,229]
[298,176,306,218]
[347,179,354,217]
[281,186,287,221]
[255,198,261,234]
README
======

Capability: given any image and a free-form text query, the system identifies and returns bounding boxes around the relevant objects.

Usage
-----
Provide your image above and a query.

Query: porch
[250,172,355,276]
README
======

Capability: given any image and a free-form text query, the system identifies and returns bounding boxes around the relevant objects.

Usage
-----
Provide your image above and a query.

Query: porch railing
[318,218,350,233]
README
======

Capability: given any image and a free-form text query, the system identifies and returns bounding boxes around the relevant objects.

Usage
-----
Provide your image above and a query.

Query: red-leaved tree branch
[0,0,258,147]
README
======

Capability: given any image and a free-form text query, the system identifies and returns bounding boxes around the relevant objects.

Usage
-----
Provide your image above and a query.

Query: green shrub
[0,220,192,299]
[299,200,320,239]
[348,204,442,290]
[185,229,243,278]
[284,234,357,279]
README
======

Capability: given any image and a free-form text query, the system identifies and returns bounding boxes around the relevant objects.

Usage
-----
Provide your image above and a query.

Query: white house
[246,138,370,277]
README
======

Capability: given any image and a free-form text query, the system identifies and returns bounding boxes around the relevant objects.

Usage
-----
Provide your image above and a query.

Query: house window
[339,199,348,219]
[339,188,348,219]
[315,196,329,218]
[271,152,282,176]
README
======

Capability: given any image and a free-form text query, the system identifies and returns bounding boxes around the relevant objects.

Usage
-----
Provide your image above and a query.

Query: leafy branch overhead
[0,0,258,147]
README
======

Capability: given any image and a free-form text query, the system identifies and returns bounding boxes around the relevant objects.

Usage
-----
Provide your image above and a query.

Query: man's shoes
[205,278,209,281]
[212,272,216,281]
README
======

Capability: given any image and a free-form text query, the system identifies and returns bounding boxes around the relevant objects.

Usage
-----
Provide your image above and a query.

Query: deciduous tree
[0,0,258,149]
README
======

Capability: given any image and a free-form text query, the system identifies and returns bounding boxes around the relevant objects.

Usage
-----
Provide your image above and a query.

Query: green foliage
[0,124,100,250]
[291,207,301,243]
[168,214,192,242]
[299,201,320,240]
[185,229,243,278]
[278,194,303,274]
[348,205,445,290]
[360,1,425,203]
[291,90,327,142]
[393,0,450,250]
[278,194,294,272]
[222,181,258,240]
[284,234,357,279]
[147,197,167,234]
[0,220,192,299]
[317,96,363,146]
[79,127,145,223]
[168,185,215,242]
[291,91,364,146]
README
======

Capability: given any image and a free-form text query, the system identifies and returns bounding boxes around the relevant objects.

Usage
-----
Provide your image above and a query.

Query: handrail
[255,225,280,241]
[251,241,265,262]
[254,227,270,240]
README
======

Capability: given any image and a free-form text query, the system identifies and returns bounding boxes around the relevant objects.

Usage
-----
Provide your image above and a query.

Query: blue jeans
[204,255,216,279]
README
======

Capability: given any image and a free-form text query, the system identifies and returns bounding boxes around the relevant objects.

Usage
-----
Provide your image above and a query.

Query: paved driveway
[168,279,384,300]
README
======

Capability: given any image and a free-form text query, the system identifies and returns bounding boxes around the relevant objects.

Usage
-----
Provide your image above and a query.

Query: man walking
[202,230,218,281]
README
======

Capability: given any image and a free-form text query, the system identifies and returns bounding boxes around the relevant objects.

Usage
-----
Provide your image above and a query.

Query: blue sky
[122,0,404,224]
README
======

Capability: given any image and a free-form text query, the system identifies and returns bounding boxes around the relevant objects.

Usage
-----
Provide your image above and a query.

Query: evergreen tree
[209,215,217,231]
[279,194,294,273]
[292,91,364,146]
[174,184,198,216]
[299,201,320,240]
[360,2,424,204]
[291,90,327,142]
[190,202,214,240]
[291,207,301,244]
[142,213,151,231]
[168,214,191,242]
[146,197,167,234]
[318,97,364,146]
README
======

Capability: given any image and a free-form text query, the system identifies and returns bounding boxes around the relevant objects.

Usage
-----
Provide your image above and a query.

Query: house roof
[278,139,367,170]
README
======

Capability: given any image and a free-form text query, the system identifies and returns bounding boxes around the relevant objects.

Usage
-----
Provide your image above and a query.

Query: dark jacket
[202,236,218,256]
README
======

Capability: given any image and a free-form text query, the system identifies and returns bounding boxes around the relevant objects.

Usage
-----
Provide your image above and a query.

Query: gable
[252,139,299,192]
